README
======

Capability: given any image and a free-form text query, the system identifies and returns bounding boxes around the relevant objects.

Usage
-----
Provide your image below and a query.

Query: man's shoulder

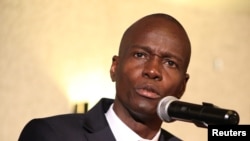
[41,113,83,121]
[26,113,84,131]
[30,98,114,128]
[36,98,114,121]
[160,128,183,141]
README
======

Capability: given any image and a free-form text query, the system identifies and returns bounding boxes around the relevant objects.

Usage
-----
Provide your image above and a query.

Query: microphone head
[157,96,178,122]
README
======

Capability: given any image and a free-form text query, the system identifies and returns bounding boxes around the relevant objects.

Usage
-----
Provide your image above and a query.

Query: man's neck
[112,102,162,139]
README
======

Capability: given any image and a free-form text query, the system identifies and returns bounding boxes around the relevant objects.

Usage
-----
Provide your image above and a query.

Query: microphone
[157,96,240,128]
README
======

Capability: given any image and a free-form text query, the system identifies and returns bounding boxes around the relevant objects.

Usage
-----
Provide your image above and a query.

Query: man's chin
[129,107,157,122]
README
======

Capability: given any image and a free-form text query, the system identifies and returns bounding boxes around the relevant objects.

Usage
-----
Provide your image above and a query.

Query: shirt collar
[105,104,161,141]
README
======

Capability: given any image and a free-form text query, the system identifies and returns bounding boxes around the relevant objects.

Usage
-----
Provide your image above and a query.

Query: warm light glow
[67,73,88,103]
[48,58,116,109]
[66,69,115,108]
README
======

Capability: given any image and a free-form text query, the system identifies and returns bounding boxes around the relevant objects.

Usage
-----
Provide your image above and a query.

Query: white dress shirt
[105,104,161,141]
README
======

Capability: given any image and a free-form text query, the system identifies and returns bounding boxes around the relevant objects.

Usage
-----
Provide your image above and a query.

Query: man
[19,13,191,141]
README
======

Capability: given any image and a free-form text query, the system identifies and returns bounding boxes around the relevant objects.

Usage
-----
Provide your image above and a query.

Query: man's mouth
[135,85,160,99]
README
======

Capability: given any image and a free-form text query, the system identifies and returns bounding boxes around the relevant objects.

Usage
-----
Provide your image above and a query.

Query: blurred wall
[0,0,249,140]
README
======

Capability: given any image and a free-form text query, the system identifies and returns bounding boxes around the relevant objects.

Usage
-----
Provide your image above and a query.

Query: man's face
[111,21,190,120]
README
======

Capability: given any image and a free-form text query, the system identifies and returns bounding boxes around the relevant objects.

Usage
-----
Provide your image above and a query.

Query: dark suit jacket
[18,98,182,141]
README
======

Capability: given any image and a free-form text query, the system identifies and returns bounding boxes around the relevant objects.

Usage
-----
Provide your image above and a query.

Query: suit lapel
[81,98,116,141]
[84,126,116,141]
[159,129,182,141]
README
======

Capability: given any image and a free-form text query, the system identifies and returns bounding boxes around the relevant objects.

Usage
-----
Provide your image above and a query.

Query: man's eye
[165,60,177,68]
[134,52,146,58]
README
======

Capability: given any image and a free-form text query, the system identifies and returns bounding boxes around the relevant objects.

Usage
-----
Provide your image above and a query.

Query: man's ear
[177,73,190,99]
[110,55,119,82]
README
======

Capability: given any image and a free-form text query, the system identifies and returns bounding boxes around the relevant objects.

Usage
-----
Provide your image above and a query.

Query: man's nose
[142,56,162,81]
